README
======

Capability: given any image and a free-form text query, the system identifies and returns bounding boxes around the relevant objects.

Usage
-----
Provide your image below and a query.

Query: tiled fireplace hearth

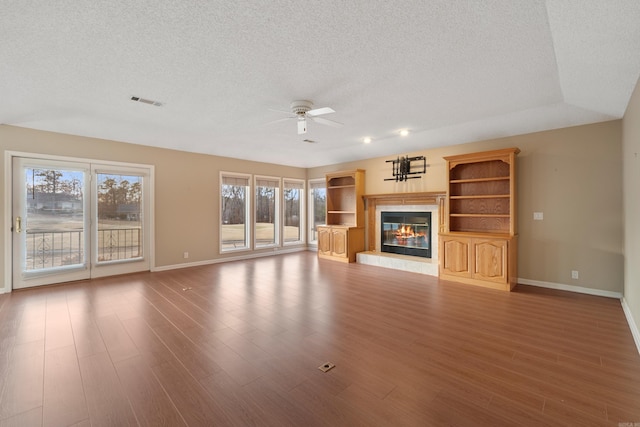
[358,192,446,277]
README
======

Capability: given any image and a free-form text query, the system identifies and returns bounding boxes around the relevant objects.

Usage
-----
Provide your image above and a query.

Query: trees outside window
[283,179,304,244]
[97,174,142,220]
[308,179,326,244]
[24,168,85,270]
[221,174,250,251]
[255,177,279,247]
[221,173,308,251]
[96,173,143,261]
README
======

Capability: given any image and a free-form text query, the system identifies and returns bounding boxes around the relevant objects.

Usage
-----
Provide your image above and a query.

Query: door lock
[15,216,22,233]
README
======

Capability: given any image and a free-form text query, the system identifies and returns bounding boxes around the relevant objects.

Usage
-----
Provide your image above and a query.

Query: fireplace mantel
[362,192,446,252]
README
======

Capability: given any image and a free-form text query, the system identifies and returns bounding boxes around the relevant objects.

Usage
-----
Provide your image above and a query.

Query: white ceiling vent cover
[130,96,163,107]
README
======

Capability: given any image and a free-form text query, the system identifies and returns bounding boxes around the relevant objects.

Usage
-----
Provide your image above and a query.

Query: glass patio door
[12,157,151,289]
[12,157,91,288]
[91,166,149,279]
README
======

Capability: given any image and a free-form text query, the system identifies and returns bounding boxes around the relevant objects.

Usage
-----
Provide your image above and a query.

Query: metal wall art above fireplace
[381,211,431,258]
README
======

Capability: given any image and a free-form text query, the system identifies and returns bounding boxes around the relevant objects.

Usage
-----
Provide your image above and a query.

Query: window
[96,172,144,263]
[283,179,304,244]
[255,176,279,248]
[308,178,326,244]
[221,173,306,251]
[221,173,250,251]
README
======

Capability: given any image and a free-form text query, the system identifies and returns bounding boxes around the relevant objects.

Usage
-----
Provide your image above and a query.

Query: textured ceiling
[2,1,640,167]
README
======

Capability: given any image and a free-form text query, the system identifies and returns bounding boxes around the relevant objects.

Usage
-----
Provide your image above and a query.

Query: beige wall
[0,125,306,292]
[310,120,624,294]
[1,119,625,296]
[623,74,640,342]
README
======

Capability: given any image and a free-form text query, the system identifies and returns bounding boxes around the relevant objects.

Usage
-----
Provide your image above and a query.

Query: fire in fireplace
[381,211,431,258]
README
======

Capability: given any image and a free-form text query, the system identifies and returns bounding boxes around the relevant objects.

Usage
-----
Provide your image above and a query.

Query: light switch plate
[533,212,544,220]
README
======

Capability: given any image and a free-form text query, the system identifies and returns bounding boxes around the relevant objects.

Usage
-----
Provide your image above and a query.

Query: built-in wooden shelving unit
[440,148,519,291]
[317,169,365,263]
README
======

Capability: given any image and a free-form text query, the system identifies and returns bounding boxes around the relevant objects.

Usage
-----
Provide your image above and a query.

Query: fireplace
[359,193,444,276]
[381,211,431,258]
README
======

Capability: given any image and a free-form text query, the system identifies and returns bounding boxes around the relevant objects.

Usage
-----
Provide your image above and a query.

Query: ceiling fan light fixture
[297,117,307,134]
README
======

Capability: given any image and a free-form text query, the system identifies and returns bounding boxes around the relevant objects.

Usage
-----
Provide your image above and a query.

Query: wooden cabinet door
[472,238,507,283]
[317,226,332,256]
[440,235,471,278]
[331,228,348,257]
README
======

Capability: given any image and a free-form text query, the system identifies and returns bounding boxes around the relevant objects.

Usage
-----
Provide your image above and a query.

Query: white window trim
[282,178,305,246]
[307,178,326,246]
[254,175,280,249]
[91,164,152,278]
[220,171,252,253]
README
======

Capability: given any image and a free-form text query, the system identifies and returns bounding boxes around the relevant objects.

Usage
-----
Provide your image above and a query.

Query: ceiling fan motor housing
[291,100,313,115]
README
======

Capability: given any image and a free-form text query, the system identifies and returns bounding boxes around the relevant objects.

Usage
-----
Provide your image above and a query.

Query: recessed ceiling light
[363,137,372,144]
[399,129,409,136]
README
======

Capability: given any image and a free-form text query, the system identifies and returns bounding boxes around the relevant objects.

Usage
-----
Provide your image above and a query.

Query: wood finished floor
[1,251,639,426]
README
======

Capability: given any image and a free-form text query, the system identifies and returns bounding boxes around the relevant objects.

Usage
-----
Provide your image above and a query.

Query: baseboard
[152,246,307,272]
[517,278,623,299]
[621,297,640,356]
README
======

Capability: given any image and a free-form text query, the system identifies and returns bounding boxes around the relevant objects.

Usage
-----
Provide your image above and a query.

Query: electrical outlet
[183,252,189,259]
[571,270,579,280]
[533,212,544,220]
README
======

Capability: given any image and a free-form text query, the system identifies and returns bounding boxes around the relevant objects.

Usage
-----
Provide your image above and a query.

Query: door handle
[15,216,22,233]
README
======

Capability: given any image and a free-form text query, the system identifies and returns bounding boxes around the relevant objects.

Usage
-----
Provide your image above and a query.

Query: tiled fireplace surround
[357,192,446,277]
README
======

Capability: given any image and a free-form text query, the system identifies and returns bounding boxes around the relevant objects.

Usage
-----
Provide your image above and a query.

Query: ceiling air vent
[130,96,163,107]
[303,139,317,144]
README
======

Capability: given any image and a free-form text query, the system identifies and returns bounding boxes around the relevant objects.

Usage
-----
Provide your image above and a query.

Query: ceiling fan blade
[307,107,335,117]
[309,116,343,127]
[297,118,307,134]
[268,108,297,117]
[265,117,294,125]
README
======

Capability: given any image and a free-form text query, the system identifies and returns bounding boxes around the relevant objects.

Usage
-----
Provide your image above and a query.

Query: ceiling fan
[270,100,342,134]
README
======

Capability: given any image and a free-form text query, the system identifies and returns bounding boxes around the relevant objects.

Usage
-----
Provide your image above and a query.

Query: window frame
[254,175,280,249]
[92,164,149,271]
[282,178,305,246]
[308,178,326,245]
[220,172,251,253]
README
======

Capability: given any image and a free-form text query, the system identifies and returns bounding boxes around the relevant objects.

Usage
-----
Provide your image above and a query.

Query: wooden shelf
[328,210,356,214]
[327,175,356,187]
[449,182,510,197]
[450,195,510,199]
[327,184,356,189]
[450,177,510,184]
[450,214,510,218]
